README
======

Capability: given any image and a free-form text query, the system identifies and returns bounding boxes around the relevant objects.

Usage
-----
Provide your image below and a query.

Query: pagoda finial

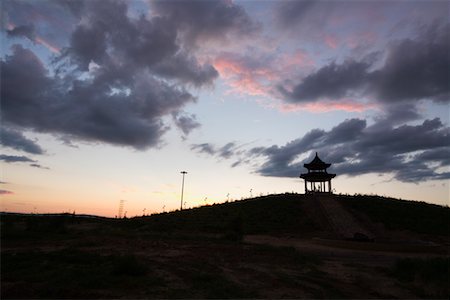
[315,152,318,157]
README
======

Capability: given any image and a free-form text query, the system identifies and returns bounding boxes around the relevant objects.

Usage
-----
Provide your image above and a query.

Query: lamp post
[180,171,187,210]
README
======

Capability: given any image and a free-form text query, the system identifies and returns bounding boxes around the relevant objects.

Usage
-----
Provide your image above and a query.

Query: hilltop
[2,194,449,299]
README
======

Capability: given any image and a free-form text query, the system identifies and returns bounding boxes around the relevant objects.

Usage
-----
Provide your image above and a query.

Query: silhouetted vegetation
[338,195,450,236]
[390,257,449,298]
[141,194,315,236]
[2,194,448,298]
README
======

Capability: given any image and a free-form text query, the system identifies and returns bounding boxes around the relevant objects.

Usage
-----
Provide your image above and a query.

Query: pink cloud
[279,99,378,113]
[278,49,315,71]
[324,34,339,49]
[213,49,317,98]
[213,55,277,97]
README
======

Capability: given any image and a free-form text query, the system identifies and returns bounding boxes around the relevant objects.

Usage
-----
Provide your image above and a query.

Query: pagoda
[300,152,336,194]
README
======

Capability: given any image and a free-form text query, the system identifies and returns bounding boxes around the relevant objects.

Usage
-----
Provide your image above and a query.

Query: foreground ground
[2,194,449,298]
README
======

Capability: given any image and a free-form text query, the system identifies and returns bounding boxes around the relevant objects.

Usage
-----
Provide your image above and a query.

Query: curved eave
[300,173,336,182]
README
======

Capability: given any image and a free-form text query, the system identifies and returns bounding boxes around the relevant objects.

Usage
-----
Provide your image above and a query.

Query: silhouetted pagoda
[300,152,336,194]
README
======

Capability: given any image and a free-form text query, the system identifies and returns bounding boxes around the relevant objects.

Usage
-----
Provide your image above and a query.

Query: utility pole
[180,171,188,210]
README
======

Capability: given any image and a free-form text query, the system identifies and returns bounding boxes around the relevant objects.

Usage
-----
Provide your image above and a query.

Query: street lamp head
[181,171,188,174]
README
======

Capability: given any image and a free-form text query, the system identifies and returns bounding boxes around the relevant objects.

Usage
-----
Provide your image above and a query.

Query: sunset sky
[1,0,449,217]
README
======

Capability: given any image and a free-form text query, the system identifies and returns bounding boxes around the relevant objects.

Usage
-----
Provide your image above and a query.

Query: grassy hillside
[2,194,449,299]
[2,193,448,239]
[140,193,316,237]
[338,195,450,237]
[137,193,449,238]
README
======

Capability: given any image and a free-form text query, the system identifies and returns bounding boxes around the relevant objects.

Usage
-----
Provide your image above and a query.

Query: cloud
[0,190,14,195]
[6,21,61,53]
[173,113,201,137]
[273,0,316,29]
[2,45,181,149]
[252,117,450,182]
[191,142,243,160]
[29,163,50,170]
[280,60,371,103]
[376,103,423,125]
[280,22,449,105]
[213,51,278,97]
[6,24,36,40]
[1,0,234,150]
[191,143,216,155]
[370,24,450,103]
[150,0,259,46]
[0,127,44,154]
[0,154,36,163]
[152,52,218,87]
[195,115,450,183]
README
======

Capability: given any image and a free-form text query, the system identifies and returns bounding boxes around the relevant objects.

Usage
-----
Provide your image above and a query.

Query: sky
[1,0,449,217]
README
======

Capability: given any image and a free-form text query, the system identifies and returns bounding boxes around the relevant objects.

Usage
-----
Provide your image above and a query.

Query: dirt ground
[2,220,449,299]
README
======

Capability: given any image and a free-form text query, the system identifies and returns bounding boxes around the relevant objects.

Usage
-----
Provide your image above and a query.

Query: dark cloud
[251,117,450,182]
[254,129,326,177]
[273,0,316,29]
[173,113,201,136]
[2,45,187,149]
[151,0,259,46]
[281,23,449,105]
[377,103,423,126]
[191,142,242,160]
[0,154,49,169]
[0,154,36,163]
[1,127,44,155]
[6,24,36,40]
[325,118,366,144]
[0,190,14,195]
[3,0,77,47]
[281,60,370,102]
[197,116,450,183]
[191,143,216,155]
[415,148,450,167]
[370,24,450,103]
[61,0,218,86]
[30,163,50,170]
[152,52,218,87]
[218,142,237,159]
[1,0,232,150]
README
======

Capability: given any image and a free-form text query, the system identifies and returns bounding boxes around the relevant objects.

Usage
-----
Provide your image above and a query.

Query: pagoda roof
[300,172,336,182]
[304,152,331,170]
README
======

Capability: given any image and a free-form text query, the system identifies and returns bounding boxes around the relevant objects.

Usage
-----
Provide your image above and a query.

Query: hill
[1,193,449,299]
